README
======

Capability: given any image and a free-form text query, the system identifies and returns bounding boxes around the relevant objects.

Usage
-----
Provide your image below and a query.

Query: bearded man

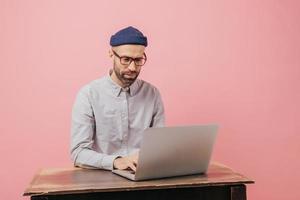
[70,26,165,172]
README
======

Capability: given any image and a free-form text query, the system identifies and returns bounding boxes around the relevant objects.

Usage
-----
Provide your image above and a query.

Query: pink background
[1,0,300,199]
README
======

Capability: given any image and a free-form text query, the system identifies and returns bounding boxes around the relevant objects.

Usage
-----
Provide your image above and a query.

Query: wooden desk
[23,162,254,200]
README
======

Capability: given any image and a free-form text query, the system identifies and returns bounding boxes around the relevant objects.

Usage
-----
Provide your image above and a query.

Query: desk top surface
[23,162,254,196]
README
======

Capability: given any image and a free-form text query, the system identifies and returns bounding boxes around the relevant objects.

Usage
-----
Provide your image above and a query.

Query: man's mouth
[123,73,137,79]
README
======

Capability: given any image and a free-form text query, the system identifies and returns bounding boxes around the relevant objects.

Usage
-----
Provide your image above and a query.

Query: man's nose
[128,61,137,71]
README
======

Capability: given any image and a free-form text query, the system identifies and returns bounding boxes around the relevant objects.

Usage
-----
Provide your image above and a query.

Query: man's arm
[70,86,120,170]
[151,88,165,127]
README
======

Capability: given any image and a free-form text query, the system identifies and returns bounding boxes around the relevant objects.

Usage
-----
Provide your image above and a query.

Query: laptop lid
[134,124,218,181]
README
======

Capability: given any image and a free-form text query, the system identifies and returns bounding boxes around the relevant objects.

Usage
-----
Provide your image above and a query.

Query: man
[70,26,165,172]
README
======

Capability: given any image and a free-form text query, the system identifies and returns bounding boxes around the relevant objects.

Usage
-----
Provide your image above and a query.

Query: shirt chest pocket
[96,109,122,142]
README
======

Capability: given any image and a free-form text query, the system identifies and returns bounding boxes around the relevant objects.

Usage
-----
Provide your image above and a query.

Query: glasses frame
[112,50,147,67]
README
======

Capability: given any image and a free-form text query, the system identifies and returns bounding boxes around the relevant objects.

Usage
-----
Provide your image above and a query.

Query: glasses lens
[134,58,146,66]
[120,57,132,65]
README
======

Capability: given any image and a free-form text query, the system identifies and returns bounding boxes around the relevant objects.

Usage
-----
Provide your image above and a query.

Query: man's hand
[113,152,139,172]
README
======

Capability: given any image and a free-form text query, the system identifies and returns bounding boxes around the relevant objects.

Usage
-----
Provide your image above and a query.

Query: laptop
[112,124,218,181]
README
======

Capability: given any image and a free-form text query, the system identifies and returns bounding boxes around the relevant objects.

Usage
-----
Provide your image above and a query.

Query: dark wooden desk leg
[231,185,247,200]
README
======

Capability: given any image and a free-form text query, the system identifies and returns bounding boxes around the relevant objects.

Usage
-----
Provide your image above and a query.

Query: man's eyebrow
[120,54,145,59]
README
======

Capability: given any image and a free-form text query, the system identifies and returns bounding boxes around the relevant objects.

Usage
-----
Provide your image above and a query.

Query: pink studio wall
[1,0,299,199]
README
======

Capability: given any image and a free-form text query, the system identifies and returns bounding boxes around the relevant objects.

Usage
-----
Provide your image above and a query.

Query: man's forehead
[113,45,145,55]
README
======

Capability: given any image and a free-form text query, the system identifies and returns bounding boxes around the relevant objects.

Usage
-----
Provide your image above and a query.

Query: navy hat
[110,26,148,47]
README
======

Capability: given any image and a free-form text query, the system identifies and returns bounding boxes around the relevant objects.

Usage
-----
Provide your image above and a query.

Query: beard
[113,62,140,88]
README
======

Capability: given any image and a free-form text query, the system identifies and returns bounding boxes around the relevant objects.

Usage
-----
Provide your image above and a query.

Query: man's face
[110,45,146,88]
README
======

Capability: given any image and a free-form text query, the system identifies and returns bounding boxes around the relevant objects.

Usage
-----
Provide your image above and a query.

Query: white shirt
[70,75,165,170]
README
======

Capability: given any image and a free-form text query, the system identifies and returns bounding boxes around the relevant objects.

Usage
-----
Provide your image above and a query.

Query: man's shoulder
[136,79,161,95]
[89,76,108,88]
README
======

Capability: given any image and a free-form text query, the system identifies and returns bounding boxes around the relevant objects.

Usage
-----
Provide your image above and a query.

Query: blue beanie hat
[110,26,148,47]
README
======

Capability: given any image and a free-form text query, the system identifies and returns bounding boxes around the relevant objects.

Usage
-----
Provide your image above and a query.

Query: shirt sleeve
[70,86,119,170]
[151,88,165,127]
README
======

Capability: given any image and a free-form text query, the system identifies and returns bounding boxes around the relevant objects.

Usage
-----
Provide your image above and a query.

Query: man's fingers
[130,153,139,165]
[132,159,138,166]
[114,155,138,172]
[128,162,137,172]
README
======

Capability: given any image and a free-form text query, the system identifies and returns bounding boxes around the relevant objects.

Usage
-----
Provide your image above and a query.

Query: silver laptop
[112,124,218,181]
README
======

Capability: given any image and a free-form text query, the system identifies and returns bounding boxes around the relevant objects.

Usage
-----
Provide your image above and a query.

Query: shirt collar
[105,73,139,97]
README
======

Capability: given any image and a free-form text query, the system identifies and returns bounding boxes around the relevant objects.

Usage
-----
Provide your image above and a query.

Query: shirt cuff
[101,154,121,170]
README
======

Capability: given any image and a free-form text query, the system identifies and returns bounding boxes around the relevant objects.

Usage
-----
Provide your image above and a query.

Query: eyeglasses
[112,50,147,67]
